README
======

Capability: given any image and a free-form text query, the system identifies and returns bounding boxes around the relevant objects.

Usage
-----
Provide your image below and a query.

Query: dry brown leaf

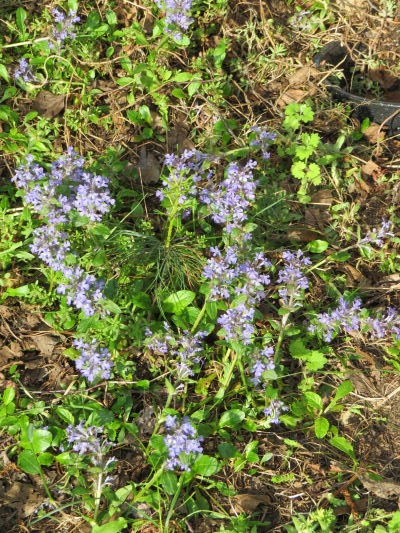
[31,333,61,357]
[288,65,320,87]
[361,160,381,178]
[31,91,65,118]
[232,493,273,513]
[138,147,161,184]
[358,473,400,500]
[368,68,398,90]
[0,481,43,518]
[166,125,195,153]
[310,189,334,205]
[287,225,320,242]
[277,88,309,107]
[363,123,385,144]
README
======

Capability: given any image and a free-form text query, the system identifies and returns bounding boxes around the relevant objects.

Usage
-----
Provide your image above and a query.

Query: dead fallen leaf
[361,160,381,179]
[358,473,400,500]
[166,125,195,154]
[287,65,320,87]
[368,68,398,90]
[310,189,334,205]
[277,88,311,107]
[363,123,385,144]
[138,146,161,184]
[31,91,65,118]
[232,493,273,514]
[0,481,43,518]
[31,333,61,357]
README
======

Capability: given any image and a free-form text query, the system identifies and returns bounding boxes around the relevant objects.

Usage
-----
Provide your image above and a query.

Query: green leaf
[388,511,400,533]
[326,380,353,412]
[163,290,196,314]
[92,518,128,533]
[131,291,151,310]
[291,161,306,179]
[56,407,75,425]
[18,450,41,474]
[31,429,52,453]
[218,443,239,458]
[205,300,218,320]
[116,77,134,86]
[307,240,329,254]
[160,470,178,495]
[3,387,15,406]
[218,409,245,429]
[139,105,152,125]
[16,8,27,34]
[0,64,10,83]
[329,436,356,460]
[171,88,186,99]
[314,417,330,439]
[192,455,220,476]
[303,391,323,411]
[173,72,193,82]
[38,452,54,466]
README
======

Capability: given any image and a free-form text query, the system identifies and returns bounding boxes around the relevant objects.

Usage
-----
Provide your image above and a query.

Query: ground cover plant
[2,0,400,531]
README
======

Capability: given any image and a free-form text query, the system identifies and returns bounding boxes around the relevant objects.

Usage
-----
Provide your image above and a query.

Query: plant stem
[133,467,164,502]
[191,299,208,334]
[163,474,185,533]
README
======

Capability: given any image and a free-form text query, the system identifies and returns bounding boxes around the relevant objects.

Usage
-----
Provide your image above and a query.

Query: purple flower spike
[73,338,113,383]
[163,415,203,471]
[155,0,194,41]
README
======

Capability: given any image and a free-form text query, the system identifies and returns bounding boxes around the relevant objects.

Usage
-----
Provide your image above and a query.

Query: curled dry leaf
[358,472,400,500]
[31,91,65,118]
[232,493,274,514]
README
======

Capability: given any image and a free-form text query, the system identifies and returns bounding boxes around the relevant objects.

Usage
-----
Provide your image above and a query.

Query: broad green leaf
[16,8,27,34]
[0,64,10,83]
[218,443,239,458]
[307,240,329,254]
[303,391,323,412]
[131,291,151,310]
[192,455,220,476]
[38,452,54,466]
[218,409,245,429]
[314,417,330,439]
[163,290,196,314]
[3,387,15,405]
[326,380,353,412]
[56,407,75,425]
[160,470,178,495]
[31,429,52,453]
[329,436,356,460]
[18,450,41,474]
[92,518,128,533]
[173,72,193,82]
[116,77,134,86]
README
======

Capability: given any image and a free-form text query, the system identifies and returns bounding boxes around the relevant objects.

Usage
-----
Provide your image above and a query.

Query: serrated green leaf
[314,417,330,439]
[291,161,306,179]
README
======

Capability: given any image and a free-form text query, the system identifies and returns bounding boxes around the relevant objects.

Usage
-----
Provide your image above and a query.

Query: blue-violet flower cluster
[12,148,114,316]
[51,8,80,46]
[277,250,311,312]
[14,58,37,84]
[155,0,194,41]
[163,415,203,471]
[309,297,400,342]
[249,126,277,160]
[65,422,116,472]
[73,338,113,383]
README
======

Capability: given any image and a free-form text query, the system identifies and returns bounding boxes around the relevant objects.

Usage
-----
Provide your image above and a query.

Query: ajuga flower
[163,415,203,471]
[155,0,194,41]
[73,338,113,382]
